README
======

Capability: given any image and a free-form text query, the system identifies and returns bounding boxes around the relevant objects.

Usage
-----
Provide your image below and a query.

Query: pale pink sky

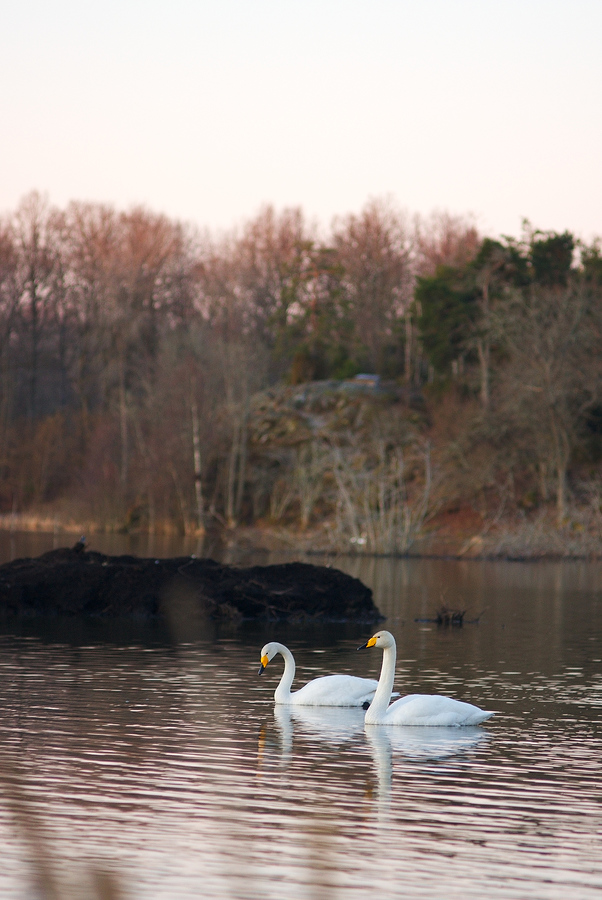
[2,0,601,241]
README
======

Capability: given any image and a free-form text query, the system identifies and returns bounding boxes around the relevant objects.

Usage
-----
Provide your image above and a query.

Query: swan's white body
[359,631,494,726]
[259,641,381,707]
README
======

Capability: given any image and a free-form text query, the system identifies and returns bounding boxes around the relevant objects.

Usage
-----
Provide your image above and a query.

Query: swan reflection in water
[259,705,489,810]
[273,704,366,757]
[256,704,364,775]
[365,724,490,814]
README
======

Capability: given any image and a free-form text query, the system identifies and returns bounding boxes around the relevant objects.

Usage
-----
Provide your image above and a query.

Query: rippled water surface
[1,539,602,898]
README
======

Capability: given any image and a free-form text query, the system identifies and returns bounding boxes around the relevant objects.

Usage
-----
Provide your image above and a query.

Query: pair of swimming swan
[259,630,494,726]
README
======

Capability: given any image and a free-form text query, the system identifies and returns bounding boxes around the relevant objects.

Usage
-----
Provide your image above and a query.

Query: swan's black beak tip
[357,640,369,650]
[258,664,266,675]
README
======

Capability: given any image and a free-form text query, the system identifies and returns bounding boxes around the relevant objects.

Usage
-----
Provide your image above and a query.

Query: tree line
[0,192,600,540]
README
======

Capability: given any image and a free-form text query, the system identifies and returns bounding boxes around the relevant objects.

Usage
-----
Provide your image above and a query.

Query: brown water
[0,532,602,898]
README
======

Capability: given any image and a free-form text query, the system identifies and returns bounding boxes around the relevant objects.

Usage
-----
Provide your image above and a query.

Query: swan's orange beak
[357,635,377,650]
[258,654,269,675]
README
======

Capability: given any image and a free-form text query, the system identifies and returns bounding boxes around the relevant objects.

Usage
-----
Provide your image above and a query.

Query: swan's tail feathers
[471,710,495,725]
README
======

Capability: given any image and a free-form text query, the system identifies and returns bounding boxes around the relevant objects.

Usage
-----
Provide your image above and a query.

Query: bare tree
[414,210,481,276]
[11,193,63,420]
[332,198,413,375]
[0,224,21,455]
[471,240,509,409]
[199,206,315,375]
[493,282,602,519]
[330,438,432,553]
[294,440,330,528]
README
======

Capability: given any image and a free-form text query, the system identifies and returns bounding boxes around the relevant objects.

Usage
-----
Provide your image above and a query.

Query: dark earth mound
[0,544,382,624]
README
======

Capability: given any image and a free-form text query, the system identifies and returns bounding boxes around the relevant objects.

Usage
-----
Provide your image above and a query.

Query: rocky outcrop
[0,545,382,623]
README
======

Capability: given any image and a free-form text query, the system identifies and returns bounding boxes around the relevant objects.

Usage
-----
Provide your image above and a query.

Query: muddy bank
[0,544,381,623]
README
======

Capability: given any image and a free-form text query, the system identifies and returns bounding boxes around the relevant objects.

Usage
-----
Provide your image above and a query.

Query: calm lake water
[0,532,602,899]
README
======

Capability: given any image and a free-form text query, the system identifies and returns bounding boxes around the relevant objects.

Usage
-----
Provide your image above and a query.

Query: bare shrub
[330,439,432,554]
[493,500,602,559]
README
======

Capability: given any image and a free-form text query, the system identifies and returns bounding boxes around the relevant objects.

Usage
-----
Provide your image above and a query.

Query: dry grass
[490,504,602,559]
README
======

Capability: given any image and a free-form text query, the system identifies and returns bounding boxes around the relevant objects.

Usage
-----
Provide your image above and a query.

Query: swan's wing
[384,694,494,726]
[290,674,380,707]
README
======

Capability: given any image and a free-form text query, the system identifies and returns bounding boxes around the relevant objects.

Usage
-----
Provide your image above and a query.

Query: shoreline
[2,514,602,563]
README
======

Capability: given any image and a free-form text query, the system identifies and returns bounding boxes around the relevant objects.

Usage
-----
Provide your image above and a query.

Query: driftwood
[0,544,381,624]
[414,605,482,627]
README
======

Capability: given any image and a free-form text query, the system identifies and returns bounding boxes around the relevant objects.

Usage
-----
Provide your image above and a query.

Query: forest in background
[1,191,602,556]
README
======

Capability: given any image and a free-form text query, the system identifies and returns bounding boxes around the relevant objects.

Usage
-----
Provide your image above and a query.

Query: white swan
[259,641,382,707]
[358,631,495,726]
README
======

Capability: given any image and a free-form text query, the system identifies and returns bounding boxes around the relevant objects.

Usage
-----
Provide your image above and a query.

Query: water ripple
[0,630,601,899]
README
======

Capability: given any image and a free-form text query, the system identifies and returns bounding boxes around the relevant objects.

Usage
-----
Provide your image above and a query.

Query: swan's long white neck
[273,643,296,703]
[364,638,397,724]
